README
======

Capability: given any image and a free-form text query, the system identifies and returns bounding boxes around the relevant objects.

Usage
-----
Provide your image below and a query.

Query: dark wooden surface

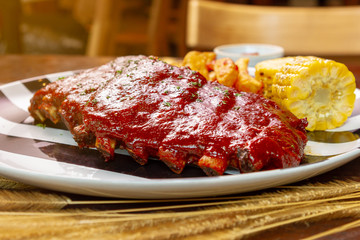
[0,54,360,240]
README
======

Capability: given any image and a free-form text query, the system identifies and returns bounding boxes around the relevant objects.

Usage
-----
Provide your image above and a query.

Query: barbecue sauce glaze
[29,56,308,175]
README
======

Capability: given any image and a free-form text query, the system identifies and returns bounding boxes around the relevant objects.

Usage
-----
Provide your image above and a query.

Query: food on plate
[160,57,183,67]
[28,55,308,176]
[182,51,356,131]
[255,56,356,131]
[234,58,263,94]
[181,51,216,79]
[209,57,238,87]
[182,51,263,94]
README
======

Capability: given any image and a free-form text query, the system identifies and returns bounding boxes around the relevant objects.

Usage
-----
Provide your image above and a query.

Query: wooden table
[0,55,115,84]
[1,54,359,87]
[0,54,360,240]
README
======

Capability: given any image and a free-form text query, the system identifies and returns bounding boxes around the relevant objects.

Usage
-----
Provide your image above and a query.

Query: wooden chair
[0,0,22,53]
[86,0,188,57]
[186,0,360,56]
[147,0,188,57]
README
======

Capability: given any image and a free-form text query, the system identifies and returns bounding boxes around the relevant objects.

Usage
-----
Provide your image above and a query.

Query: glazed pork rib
[28,56,308,176]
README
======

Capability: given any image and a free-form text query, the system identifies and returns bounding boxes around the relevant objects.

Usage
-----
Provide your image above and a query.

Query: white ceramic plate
[0,71,359,199]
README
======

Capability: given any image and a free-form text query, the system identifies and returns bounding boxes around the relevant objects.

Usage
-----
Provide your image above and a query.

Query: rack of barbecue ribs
[28,55,308,176]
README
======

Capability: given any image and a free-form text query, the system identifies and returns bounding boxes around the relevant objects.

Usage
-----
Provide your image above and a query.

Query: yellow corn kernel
[255,56,356,131]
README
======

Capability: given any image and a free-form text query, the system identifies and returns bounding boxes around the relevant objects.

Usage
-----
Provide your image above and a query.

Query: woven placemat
[0,176,359,239]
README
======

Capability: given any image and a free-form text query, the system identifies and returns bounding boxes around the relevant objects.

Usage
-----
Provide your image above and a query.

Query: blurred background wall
[0,0,359,57]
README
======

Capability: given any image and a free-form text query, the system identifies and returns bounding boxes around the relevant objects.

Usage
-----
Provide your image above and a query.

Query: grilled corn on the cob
[255,56,356,131]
